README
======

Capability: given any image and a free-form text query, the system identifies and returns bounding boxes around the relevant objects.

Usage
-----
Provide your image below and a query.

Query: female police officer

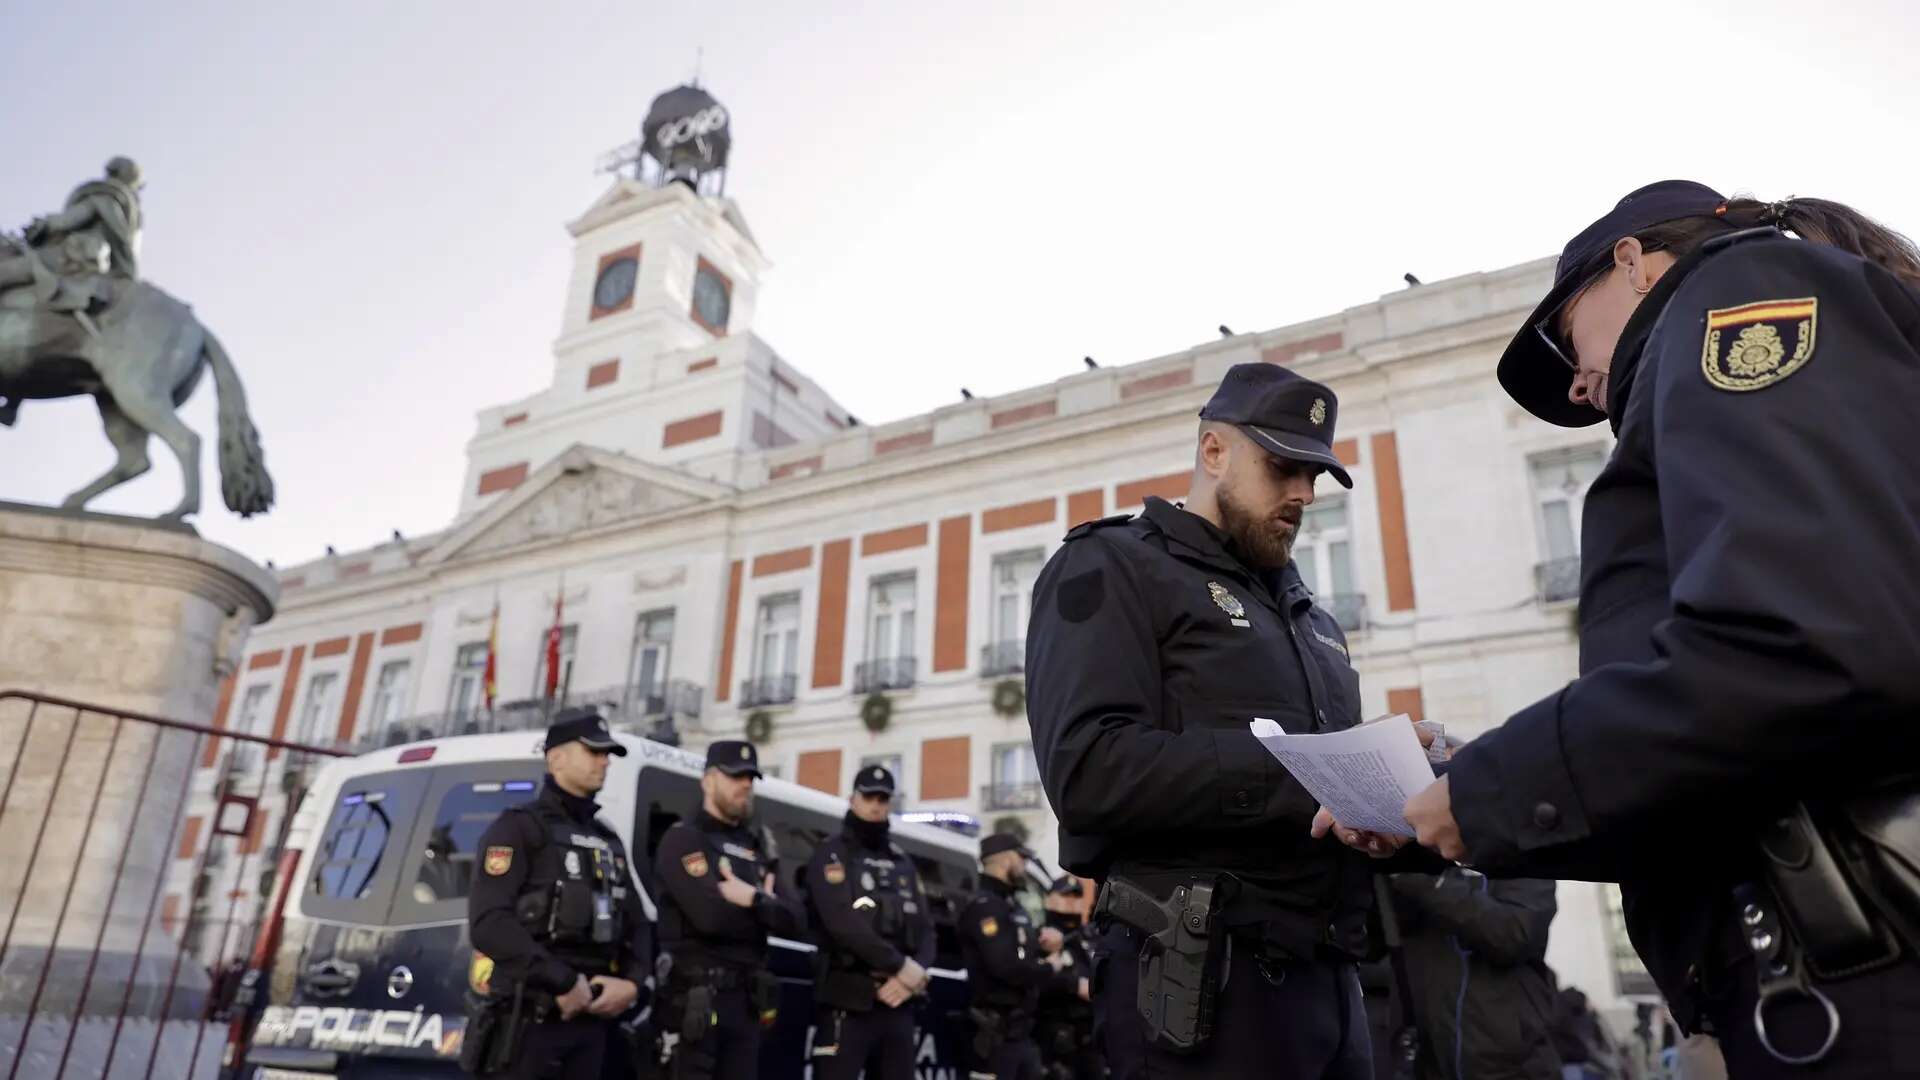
[1323,181,1920,1076]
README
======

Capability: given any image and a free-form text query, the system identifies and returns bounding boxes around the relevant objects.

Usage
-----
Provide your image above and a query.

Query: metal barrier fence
[0,690,350,1079]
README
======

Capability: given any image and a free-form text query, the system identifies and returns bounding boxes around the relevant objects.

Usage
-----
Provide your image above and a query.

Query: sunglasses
[1532,262,1612,371]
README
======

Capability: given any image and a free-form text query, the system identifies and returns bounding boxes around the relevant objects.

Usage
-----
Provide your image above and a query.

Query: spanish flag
[483,602,499,714]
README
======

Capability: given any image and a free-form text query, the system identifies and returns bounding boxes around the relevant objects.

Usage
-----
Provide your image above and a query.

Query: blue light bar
[504,780,536,792]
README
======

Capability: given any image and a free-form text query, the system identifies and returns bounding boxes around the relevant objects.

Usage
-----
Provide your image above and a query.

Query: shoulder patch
[823,861,846,885]
[682,851,710,878]
[483,846,513,876]
[1702,297,1816,391]
[1058,568,1105,623]
[979,916,1000,937]
[1064,513,1133,541]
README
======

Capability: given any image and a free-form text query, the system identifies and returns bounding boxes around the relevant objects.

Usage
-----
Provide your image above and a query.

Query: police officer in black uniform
[465,708,650,1079]
[1353,181,1920,1078]
[961,834,1081,1080]
[1033,876,1102,1080]
[804,764,936,1079]
[653,740,805,1080]
[1027,362,1397,1079]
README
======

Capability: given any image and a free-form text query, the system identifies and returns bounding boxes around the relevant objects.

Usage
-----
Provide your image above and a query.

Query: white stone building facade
[174,171,1648,1015]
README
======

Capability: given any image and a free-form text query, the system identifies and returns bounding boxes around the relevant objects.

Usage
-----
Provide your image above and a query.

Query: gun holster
[968,1006,1008,1064]
[680,984,716,1044]
[1742,776,1920,1065]
[1096,874,1226,1054]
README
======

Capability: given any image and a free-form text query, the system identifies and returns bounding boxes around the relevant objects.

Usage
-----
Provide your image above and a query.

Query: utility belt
[1093,873,1228,1054]
[1734,775,1920,1066]
[666,962,782,1037]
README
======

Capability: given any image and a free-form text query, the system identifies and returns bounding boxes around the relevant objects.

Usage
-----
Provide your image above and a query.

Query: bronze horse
[0,235,272,521]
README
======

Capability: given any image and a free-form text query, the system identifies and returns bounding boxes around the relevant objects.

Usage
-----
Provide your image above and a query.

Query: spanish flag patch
[1701,297,1817,392]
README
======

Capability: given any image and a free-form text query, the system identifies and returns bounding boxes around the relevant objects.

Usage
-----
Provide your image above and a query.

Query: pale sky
[4,0,1917,568]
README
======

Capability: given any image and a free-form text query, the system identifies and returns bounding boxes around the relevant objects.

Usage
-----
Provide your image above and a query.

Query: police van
[233,730,984,1079]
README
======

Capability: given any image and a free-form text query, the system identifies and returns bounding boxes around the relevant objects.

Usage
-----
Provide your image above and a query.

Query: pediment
[427,446,730,563]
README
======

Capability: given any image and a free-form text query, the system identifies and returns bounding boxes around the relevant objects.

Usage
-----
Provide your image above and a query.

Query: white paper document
[1249,714,1436,837]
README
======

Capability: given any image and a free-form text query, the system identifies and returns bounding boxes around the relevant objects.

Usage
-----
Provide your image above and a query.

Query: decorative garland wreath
[861,693,893,733]
[744,710,774,744]
[990,678,1026,718]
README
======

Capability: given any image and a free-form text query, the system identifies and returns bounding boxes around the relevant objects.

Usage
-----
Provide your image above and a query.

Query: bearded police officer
[654,740,805,1080]
[1028,364,1400,1079]
[804,764,935,1079]
[465,708,650,1079]
[961,834,1082,1080]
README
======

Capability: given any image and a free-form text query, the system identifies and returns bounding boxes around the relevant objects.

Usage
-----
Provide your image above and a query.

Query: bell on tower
[597,84,732,197]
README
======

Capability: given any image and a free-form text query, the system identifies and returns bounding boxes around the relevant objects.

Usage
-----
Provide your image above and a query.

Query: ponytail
[1628,195,1920,287]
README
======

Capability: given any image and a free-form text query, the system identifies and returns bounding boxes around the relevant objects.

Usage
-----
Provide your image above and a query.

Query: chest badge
[980,916,999,938]
[681,851,710,878]
[860,871,877,892]
[564,850,582,878]
[483,846,513,876]
[824,861,846,885]
[1208,581,1252,628]
[1702,297,1817,391]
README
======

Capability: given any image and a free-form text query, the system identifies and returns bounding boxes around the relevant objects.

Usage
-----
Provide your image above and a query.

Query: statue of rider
[0,156,145,318]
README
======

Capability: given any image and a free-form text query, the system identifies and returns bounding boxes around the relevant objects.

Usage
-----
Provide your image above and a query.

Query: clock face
[593,256,638,312]
[692,263,731,332]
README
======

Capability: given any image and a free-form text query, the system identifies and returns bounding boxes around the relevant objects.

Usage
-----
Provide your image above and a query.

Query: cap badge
[1702,297,1816,391]
[1208,582,1250,627]
[740,746,751,760]
[1309,398,1327,426]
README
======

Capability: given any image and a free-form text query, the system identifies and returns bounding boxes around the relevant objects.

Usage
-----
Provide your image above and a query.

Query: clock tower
[453,85,855,519]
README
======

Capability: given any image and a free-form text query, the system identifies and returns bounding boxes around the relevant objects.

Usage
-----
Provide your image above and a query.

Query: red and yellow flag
[482,602,499,712]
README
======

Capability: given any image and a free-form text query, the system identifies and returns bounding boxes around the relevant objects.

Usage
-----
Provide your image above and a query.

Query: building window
[1602,883,1657,995]
[983,550,1044,676]
[235,684,274,737]
[294,672,340,747]
[627,609,676,713]
[369,661,411,728]
[857,574,917,692]
[1530,446,1607,602]
[448,642,488,722]
[532,625,580,698]
[744,593,801,706]
[983,742,1044,810]
[1296,497,1364,631]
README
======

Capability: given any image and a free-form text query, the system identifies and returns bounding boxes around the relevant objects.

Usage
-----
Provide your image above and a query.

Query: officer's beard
[1217,483,1301,570]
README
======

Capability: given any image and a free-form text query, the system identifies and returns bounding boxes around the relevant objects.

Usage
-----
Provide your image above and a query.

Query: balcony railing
[979,639,1025,678]
[854,656,917,693]
[1535,557,1581,604]
[739,673,799,708]
[979,781,1045,811]
[1320,593,1368,633]
[349,678,710,754]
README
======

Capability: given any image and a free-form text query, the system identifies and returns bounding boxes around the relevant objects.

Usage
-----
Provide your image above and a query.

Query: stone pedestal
[0,504,276,1040]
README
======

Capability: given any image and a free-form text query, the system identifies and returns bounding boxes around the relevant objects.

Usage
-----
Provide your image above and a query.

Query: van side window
[302,769,430,924]
[312,792,396,899]
[907,850,975,971]
[637,767,703,903]
[411,778,542,904]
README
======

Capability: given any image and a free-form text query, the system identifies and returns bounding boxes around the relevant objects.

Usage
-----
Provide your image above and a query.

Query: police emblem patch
[1701,297,1817,392]
[483,846,512,876]
[1207,582,1250,627]
[980,916,999,937]
[1309,398,1327,426]
[824,861,846,885]
[682,851,710,878]
[564,850,581,877]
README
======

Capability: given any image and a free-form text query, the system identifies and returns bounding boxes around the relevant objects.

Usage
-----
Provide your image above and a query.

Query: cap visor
[853,783,893,795]
[1496,284,1609,429]
[1240,425,1354,488]
[578,737,628,756]
[714,763,763,778]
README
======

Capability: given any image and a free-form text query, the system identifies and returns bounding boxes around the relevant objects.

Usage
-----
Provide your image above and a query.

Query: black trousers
[1098,926,1370,1080]
[665,985,762,1080]
[812,1004,918,1080]
[486,1017,612,1079]
[976,1036,1044,1080]
[1035,1015,1104,1080]
[1704,955,1920,1078]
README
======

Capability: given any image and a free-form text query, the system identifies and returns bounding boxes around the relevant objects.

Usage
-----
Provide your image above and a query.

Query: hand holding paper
[1249,714,1436,838]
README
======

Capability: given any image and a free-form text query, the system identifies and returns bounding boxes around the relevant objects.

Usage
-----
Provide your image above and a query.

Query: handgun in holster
[1096,875,1225,1054]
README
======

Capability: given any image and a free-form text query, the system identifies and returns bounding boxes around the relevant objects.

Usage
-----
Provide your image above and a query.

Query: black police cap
[852,764,896,796]
[704,739,763,778]
[1498,179,1727,428]
[1199,364,1353,488]
[979,832,1030,861]
[544,706,627,756]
